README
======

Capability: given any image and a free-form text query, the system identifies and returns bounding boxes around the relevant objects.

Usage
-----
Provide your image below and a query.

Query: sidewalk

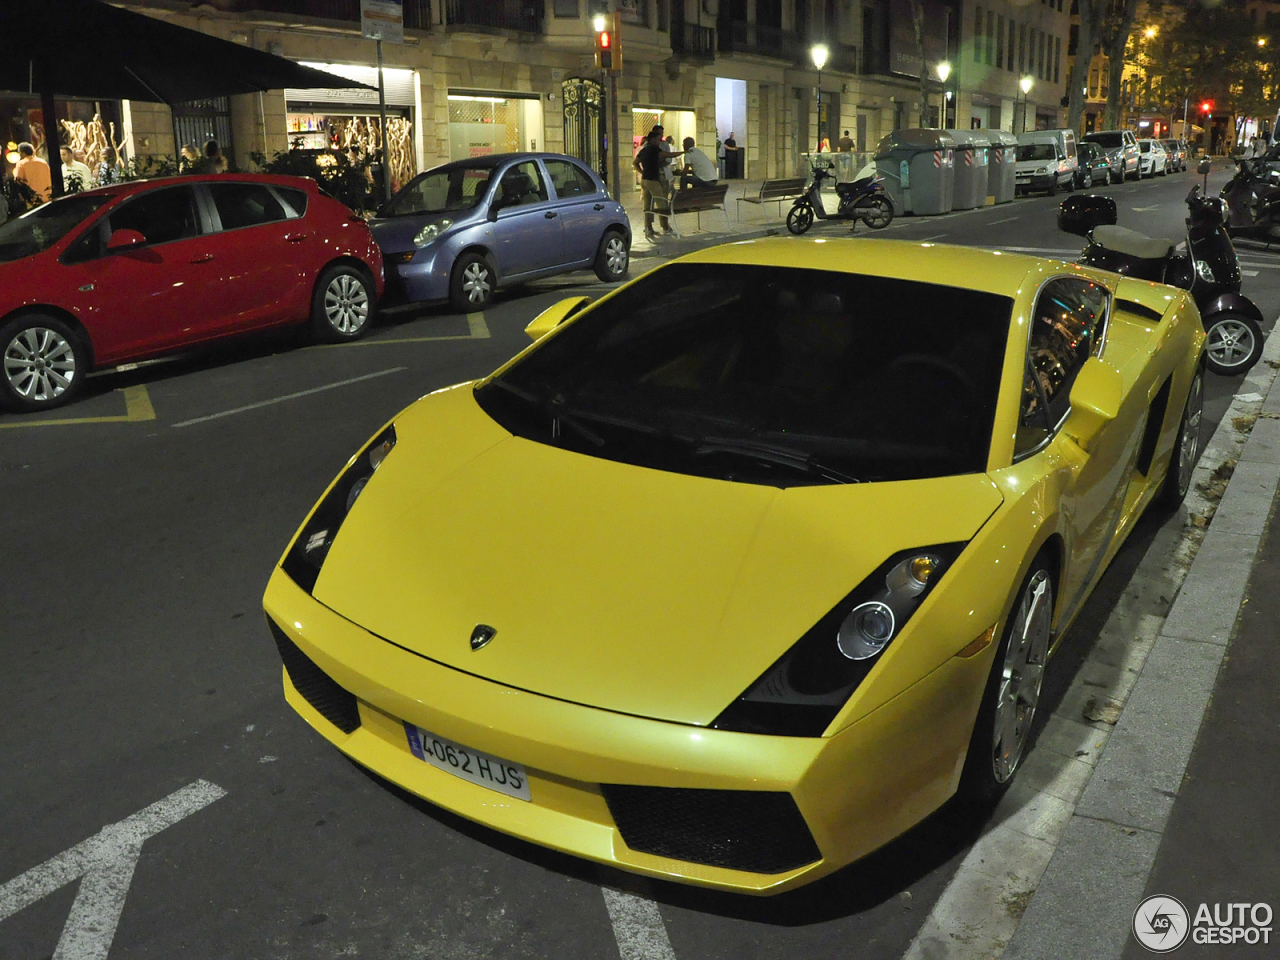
[618,178,796,259]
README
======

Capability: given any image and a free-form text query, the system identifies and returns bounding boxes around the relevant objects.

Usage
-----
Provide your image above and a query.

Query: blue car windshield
[0,193,112,262]
[382,165,496,216]
[478,263,1013,485]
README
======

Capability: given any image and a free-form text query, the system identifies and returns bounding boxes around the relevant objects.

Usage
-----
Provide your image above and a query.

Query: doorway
[562,77,605,183]
[715,77,747,177]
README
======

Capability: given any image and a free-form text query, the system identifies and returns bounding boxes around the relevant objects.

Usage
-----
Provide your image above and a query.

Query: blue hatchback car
[369,152,631,312]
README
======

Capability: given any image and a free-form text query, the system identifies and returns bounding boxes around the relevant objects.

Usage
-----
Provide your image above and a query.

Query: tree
[1067,0,1108,132]
[1103,0,1141,128]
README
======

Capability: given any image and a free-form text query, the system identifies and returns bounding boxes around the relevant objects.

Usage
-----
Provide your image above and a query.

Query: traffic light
[594,12,623,73]
[1201,100,1213,114]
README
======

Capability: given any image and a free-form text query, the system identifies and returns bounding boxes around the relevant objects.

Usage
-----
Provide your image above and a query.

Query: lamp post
[936,61,951,129]
[1019,75,1033,135]
[811,43,829,153]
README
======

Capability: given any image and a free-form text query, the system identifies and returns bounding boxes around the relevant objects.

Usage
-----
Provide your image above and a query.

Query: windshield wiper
[693,436,861,484]
[485,379,605,447]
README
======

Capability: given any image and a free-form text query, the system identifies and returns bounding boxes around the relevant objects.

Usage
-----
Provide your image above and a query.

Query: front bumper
[383,248,452,304]
[263,566,991,894]
[1016,173,1057,192]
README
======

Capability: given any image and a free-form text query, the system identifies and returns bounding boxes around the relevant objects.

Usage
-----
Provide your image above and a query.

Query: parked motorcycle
[786,162,894,234]
[1219,157,1280,245]
[1059,160,1265,376]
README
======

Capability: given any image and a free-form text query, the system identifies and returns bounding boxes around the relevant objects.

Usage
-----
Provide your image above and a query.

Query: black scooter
[786,162,894,234]
[1059,159,1265,375]
[1219,157,1280,245]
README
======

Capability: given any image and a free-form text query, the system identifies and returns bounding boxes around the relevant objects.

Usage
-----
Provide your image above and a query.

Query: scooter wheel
[860,197,895,229]
[1204,313,1264,376]
[787,205,814,234]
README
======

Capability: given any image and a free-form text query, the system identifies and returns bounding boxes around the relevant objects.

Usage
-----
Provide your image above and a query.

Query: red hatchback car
[0,173,384,411]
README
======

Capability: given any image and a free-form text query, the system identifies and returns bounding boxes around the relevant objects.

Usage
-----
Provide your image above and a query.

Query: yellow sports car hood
[312,386,1004,726]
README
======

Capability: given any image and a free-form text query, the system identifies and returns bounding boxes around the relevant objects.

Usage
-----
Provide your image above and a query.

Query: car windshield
[0,194,112,262]
[1085,133,1123,148]
[1018,144,1056,161]
[476,263,1012,486]
[381,163,496,216]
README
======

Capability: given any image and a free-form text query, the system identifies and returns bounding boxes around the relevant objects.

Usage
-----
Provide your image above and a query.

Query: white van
[1015,129,1078,196]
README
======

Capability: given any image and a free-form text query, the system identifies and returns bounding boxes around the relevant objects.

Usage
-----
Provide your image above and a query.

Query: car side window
[209,183,289,231]
[495,161,549,208]
[544,159,599,199]
[106,186,201,246]
[276,186,309,216]
[1015,277,1111,458]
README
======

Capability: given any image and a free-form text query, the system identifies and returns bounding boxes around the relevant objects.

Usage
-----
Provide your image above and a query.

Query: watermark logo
[1133,895,1190,953]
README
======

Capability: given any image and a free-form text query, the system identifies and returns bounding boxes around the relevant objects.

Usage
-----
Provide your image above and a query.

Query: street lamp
[1019,75,1033,135]
[936,61,951,128]
[812,43,829,152]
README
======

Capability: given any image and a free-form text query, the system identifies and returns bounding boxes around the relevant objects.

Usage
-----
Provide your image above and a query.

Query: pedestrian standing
[13,142,51,202]
[633,129,670,241]
[59,146,94,193]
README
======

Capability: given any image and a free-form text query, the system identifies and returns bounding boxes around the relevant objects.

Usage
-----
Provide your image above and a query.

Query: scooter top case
[1081,225,1176,283]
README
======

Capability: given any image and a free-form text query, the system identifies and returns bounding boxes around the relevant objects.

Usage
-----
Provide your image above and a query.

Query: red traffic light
[1201,101,1213,113]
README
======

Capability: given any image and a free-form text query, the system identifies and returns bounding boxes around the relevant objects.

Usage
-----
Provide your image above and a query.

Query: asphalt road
[1,165,1273,960]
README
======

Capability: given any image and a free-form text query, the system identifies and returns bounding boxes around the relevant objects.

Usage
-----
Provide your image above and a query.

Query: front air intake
[267,618,361,734]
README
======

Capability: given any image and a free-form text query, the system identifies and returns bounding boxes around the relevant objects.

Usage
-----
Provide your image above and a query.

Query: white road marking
[986,216,1019,225]
[918,234,949,241]
[1238,260,1280,270]
[602,887,677,960]
[0,780,227,960]
[170,367,405,428]
[1242,269,1260,277]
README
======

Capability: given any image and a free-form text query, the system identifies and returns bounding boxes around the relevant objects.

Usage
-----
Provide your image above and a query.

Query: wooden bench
[735,176,808,222]
[652,182,730,237]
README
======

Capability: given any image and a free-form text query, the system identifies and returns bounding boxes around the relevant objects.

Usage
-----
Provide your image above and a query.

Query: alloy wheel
[1206,317,1256,370]
[861,198,893,229]
[991,570,1052,783]
[323,274,370,335]
[604,236,628,277]
[462,261,492,305]
[4,326,77,402]
[1176,373,1204,498]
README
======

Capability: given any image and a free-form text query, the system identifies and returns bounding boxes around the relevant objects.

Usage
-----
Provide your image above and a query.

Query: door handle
[285,233,310,243]
[544,211,558,219]
[189,253,214,263]
[594,203,605,210]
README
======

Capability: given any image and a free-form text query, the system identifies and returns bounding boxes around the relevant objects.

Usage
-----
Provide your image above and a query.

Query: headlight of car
[414,219,452,247]
[711,542,966,737]
[1195,259,1216,283]
[1039,166,1051,175]
[280,425,397,593]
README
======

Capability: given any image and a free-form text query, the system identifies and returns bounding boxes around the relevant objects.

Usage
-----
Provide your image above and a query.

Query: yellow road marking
[0,384,156,429]
[312,311,490,347]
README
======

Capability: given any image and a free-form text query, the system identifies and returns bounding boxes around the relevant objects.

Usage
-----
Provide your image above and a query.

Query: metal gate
[172,97,233,157]
[562,78,605,184]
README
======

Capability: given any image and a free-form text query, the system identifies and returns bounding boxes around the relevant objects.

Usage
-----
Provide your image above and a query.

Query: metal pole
[376,38,391,203]
[609,72,621,202]
[1182,96,1189,142]
[40,80,64,198]
[816,70,822,152]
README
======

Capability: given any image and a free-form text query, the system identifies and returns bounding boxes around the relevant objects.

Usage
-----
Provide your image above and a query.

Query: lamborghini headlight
[414,219,452,247]
[281,424,397,593]
[711,543,965,737]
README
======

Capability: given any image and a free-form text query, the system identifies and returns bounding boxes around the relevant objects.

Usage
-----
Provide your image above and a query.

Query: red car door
[56,184,220,362]
[198,182,314,334]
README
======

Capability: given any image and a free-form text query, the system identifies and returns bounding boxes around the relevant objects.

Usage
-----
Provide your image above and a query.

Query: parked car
[0,173,384,412]
[1139,139,1169,177]
[264,237,1206,895]
[1075,142,1111,188]
[1161,138,1187,172]
[1015,136,1073,195]
[369,152,631,313]
[1082,130,1140,182]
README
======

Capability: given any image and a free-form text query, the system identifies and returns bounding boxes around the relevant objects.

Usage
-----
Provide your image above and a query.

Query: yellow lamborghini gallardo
[263,238,1205,894]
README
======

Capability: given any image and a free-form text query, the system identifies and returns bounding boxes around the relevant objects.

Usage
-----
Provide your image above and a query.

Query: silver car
[1082,130,1140,183]
[370,152,631,312]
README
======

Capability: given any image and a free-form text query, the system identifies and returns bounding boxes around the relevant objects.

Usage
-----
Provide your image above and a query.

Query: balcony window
[553,0,578,16]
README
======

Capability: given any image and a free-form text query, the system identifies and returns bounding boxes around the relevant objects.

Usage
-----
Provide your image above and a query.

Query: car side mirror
[106,228,146,251]
[1198,158,1211,175]
[1065,357,1124,452]
[524,295,591,341]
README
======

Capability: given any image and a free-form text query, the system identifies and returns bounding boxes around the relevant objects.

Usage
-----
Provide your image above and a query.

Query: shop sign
[361,0,404,44]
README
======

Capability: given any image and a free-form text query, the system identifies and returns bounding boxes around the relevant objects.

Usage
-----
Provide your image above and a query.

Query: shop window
[107,187,201,247]
[209,183,289,231]
[544,158,599,198]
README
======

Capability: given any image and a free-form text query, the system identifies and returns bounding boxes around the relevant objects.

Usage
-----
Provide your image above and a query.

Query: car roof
[676,238,1076,297]
[424,152,598,173]
[75,172,319,200]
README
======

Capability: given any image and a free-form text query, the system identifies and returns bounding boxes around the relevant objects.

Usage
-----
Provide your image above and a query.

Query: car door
[542,157,608,266]
[57,184,216,359]
[199,181,311,334]
[489,160,563,279]
[1015,277,1146,610]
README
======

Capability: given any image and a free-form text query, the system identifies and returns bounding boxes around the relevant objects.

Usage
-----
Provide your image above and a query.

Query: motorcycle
[786,162,894,235]
[1219,157,1280,245]
[1059,159,1265,376]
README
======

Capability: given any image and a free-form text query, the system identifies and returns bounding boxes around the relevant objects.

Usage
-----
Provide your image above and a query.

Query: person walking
[633,129,670,241]
[838,130,854,152]
[13,142,51,202]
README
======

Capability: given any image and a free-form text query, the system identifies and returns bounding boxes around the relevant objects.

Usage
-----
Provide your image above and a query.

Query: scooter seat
[1091,225,1175,260]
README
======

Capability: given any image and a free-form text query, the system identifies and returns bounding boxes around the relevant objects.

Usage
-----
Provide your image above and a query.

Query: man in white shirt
[60,146,95,193]
[679,137,718,188]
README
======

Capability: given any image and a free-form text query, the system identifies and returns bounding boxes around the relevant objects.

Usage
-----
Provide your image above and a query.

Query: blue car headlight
[281,425,397,593]
[414,219,452,247]
[711,542,966,737]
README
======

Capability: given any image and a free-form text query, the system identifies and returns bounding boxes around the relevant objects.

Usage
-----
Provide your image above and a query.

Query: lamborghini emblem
[470,624,497,651]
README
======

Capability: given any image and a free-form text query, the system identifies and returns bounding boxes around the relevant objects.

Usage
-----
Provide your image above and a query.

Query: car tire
[0,314,89,412]
[449,252,496,313]
[958,555,1055,806]
[1082,170,1093,189]
[786,204,814,234]
[310,264,375,343]
[1111,168,1123,185]
[1156,366,1204,509]
[593,229,630,283]
[1047,179,1058,196]
[1204,313,1264,376]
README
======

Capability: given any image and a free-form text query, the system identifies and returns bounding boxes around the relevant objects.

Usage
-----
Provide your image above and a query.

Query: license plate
[404,723,531,801]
